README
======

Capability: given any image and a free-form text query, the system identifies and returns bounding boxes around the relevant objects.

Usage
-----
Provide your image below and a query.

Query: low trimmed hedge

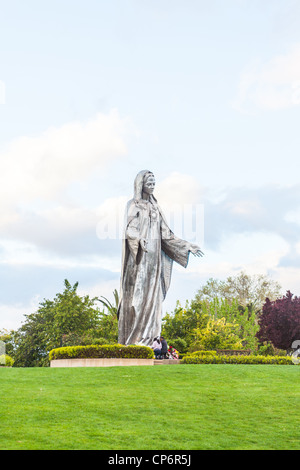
[188,350,218,358]
[49,344,154,361]
[181,354,296,365]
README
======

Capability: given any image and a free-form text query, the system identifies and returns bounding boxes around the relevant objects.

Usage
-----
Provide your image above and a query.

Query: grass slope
[0,364,299,450]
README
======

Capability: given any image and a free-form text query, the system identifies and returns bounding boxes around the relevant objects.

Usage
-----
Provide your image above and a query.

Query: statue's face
[143,175,155,196]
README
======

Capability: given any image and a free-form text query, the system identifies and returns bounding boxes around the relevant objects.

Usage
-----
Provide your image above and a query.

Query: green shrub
[256,342,286,356]
[49,344,154,361]
[189,350,217,357]
[92,337,114,346]
[191,317,244,351]
[168,338,188,354]
[187,342,205,353]
[181,354,295,365]
[0,354,15,367]
[61,333,116,347]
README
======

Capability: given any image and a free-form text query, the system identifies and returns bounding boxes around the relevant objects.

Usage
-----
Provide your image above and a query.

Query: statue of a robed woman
[117,170,203,346]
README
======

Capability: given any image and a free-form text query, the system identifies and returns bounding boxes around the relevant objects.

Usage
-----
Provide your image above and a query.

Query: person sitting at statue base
[151,337,162,359]
[159,336,168,359]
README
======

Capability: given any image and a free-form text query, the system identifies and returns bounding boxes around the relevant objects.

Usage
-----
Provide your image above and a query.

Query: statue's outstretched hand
[189,243,204,257]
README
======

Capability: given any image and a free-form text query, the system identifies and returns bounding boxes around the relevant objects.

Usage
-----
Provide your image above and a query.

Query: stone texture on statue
[117,170,203,347]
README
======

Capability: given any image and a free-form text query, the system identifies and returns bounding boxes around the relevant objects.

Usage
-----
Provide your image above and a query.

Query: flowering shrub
[168,346,179,359]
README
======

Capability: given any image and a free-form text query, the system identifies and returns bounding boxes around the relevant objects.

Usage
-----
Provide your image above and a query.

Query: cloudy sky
[1,0,300,330]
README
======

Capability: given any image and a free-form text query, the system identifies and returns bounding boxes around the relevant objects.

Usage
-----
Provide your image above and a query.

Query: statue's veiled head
[134,170,156,201]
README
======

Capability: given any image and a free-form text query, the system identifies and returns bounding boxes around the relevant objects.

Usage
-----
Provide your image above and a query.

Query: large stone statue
[117,170,203,346]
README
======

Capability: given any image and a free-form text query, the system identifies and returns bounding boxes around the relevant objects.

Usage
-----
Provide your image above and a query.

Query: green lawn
[0,364,299,450]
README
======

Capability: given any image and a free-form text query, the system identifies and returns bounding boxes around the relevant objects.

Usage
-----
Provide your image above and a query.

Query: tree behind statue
[257,291,300,352]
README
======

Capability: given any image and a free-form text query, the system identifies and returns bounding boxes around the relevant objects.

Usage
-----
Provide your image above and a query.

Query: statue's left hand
[189,243,204,257]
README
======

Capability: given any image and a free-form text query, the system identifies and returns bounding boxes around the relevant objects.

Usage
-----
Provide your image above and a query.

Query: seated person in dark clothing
[159,336,168,359]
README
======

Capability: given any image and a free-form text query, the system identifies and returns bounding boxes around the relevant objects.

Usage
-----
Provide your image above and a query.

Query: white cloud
[285,208,300,226]
[232,44,300,113]
[155,171,203,206]
[0,109,137,263]
[182,232,289,275]
[78,279,120,303]
[272,266,300,297]
[0,109,135,225]
[0,296,40,330]
[229,199,264,217]
[0,194,129,274]
[95,195,128,241]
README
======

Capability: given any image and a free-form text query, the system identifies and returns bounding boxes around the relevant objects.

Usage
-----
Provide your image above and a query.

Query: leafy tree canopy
[162,295,259,353]
[13,280,101,367]
[195,271,282,311]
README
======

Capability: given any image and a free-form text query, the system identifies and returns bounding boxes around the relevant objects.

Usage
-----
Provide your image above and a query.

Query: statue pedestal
[50,358,154,368]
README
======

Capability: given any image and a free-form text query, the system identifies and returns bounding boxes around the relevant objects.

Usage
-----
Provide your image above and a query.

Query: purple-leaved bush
[257,291,300,350]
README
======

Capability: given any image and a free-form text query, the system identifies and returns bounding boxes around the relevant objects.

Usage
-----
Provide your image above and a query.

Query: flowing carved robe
[117,172,191,347]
